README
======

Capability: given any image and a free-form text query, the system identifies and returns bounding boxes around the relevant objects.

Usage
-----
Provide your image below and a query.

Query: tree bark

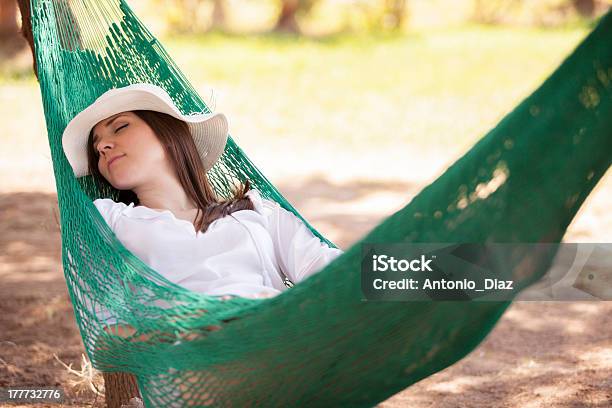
[2,0,28,60]
[15,1,141,407]
[274,0,300,33]
[572,0,596,17]
[383,0,407,31]
[102,372,142,408]
[0,0,19,39]
[211,0,226,30]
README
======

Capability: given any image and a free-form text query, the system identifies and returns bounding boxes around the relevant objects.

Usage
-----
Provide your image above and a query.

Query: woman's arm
[101,323,222,343]
[262,196,344,284]
[98,294,237,344]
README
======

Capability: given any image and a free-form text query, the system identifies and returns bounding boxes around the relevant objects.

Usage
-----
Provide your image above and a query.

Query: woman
[62,83,343,306]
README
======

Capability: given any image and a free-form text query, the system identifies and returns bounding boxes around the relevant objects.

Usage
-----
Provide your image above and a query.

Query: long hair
[86,110,254,233]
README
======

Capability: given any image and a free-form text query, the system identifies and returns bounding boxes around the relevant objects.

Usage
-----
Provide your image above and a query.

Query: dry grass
[53,353,104,400]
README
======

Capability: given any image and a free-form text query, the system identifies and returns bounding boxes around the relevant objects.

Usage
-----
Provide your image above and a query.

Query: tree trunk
[15,0,36,78]
[572,0,596,17]
[0,0,19,39]
[384,0,407,31]
[15,1,141,407]
[274,0,300,33]
[2,0,27,60]
[102,372,142,408]
[211,0,226,30]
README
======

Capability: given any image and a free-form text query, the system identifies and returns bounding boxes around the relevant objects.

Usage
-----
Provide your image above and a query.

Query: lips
[108,154,125,168]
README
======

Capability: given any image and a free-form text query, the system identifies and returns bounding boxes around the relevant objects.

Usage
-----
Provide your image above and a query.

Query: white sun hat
[62,82,229,178]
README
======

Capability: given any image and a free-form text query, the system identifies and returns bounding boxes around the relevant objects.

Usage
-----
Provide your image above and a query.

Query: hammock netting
[30,0,611,406]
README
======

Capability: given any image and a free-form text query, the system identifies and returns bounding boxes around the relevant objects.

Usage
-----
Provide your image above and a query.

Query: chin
[107,177,136,191]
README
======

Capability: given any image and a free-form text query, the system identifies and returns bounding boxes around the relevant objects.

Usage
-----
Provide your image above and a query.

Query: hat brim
[62,83,229,178]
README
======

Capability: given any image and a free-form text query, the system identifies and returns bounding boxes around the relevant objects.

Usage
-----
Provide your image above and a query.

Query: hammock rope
[30,0,611,406]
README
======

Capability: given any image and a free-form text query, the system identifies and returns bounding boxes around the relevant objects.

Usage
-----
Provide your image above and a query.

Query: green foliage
[162,25,588,147]
[472,0,609,27]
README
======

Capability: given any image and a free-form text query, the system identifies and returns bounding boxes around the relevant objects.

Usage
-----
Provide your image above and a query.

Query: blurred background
[1,1,611,406]
[2,0,612,243]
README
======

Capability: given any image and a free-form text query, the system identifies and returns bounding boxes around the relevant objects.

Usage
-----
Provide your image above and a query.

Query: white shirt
[93,189,343,300]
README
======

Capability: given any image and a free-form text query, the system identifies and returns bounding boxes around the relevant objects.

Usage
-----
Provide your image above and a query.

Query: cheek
[97,157,107,176]
[121,128,170,172]
[138,137,168,166]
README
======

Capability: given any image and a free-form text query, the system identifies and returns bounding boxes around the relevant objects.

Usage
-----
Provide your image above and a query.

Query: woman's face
[91,111,169,190]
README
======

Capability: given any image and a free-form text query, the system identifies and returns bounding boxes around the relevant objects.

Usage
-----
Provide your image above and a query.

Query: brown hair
[86,110,254,233]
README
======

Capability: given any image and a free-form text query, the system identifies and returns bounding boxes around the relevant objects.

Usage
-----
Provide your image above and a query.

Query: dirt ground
[1,147,611,407]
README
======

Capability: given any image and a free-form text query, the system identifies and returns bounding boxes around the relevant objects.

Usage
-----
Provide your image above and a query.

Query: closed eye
[94,123,128,156]
[94,124,128,157]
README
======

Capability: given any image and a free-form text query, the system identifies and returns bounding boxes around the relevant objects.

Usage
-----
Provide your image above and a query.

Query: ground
[1,161,610,407]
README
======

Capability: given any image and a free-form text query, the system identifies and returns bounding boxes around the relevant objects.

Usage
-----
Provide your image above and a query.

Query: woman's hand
[251,291,276,299]
[98,293,261,344]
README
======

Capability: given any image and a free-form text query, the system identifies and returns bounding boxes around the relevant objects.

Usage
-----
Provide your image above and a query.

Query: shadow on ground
[1,182,610,407]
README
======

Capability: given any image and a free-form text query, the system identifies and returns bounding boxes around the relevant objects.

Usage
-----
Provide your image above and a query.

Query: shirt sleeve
[247,190,344,284]
[93,198,125,232]
[90,199,122,325]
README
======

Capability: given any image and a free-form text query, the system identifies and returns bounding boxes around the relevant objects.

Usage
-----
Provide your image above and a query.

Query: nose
[97,138,115,156]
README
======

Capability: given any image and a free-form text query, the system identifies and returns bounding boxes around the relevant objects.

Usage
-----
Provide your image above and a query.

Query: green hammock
[31,0,611,406]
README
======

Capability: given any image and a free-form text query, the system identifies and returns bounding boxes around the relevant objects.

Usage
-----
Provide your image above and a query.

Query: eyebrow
[92,114,128,147]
